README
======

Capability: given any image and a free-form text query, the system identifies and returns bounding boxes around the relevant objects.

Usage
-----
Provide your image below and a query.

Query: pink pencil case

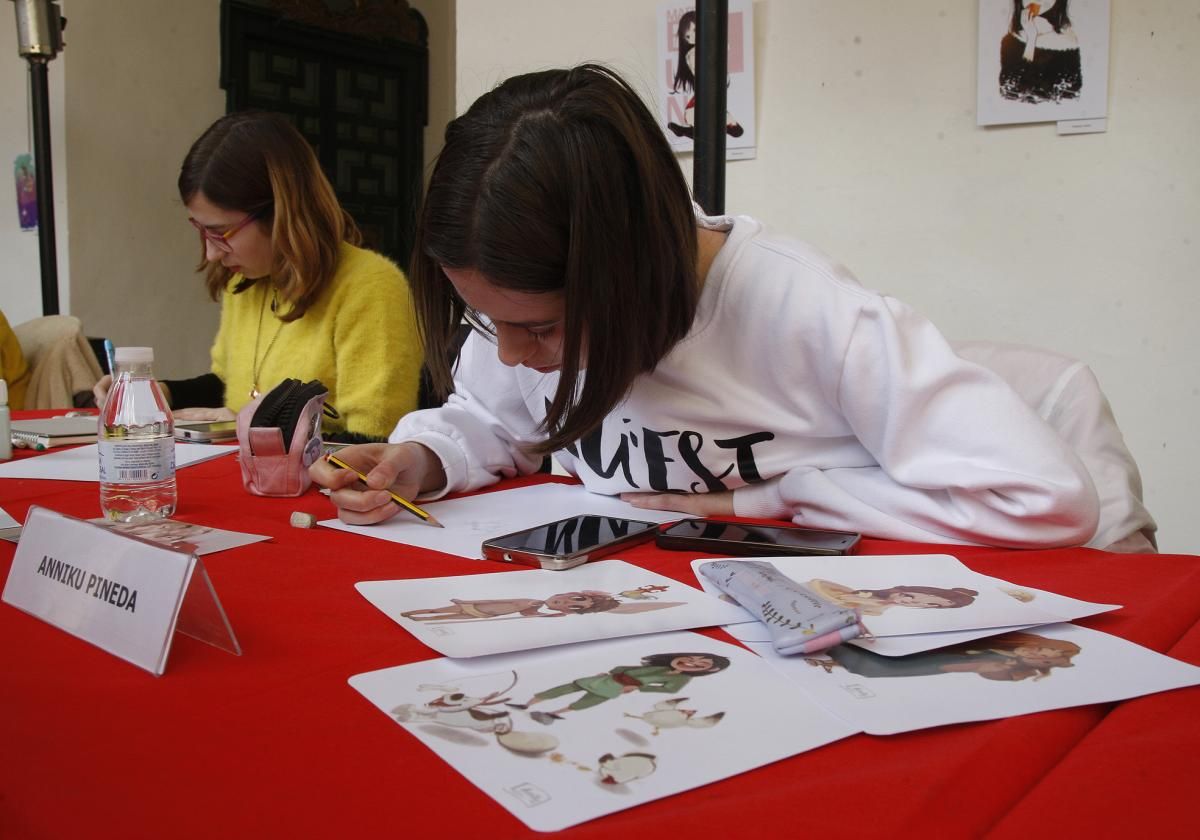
[236,379,331,497]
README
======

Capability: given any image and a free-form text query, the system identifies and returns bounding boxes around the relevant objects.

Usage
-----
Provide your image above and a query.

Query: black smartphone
[656,518,861,556]
[481,515,660,571]
[174,420,238,443]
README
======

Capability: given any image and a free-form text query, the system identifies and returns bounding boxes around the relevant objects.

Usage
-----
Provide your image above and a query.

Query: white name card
[1,506,240,675]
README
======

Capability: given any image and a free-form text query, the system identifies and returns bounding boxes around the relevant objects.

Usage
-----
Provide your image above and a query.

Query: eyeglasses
[188,211,261,253]
[460,305,562,345]
[461,306,498,342]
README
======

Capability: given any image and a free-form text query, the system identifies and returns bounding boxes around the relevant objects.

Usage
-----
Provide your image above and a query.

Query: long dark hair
[411,64,699,455]
[673,10,697,93]
[1009,0,1072,35]
[178,111,360,321]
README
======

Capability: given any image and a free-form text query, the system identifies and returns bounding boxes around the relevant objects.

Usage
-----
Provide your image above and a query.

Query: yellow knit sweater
[211,243,422,438]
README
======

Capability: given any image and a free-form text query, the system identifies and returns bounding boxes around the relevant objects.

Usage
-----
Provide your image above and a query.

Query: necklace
[250,287,284,399]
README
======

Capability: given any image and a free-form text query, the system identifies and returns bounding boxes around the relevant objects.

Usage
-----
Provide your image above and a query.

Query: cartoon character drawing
[107,518,215,554]
[998,0,1082,104]
[400,587,685,624]
[619,584,671,600]
[391,673,559,755]
[666,9,744,139]
[511,652,731,724]
[807,631,1081,682]
[999,587,1036,603]
[15,154,37,230]
[624,697,725,736]
[597,752,658,786]
[806,580,979,616]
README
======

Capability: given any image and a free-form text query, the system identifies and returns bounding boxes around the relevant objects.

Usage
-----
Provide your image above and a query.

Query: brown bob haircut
[411,64,699,455]
[178,111,360,322]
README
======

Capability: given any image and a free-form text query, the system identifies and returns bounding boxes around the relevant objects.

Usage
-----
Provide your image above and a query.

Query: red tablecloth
[2,435,1198,838]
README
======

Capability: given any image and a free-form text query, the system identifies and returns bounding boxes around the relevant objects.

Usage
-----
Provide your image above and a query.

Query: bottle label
[98,438,176,484]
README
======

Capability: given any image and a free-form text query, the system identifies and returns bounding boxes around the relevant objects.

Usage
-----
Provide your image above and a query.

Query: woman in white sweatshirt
[310,64,1101,550]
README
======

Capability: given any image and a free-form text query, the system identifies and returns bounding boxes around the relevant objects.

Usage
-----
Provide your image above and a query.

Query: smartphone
[174,420,238,443]
[656,518,861,556]
[481,515,660,571]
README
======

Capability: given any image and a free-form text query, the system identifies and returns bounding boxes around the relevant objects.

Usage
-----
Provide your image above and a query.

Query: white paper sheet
[0,505,19,542]
[320,483,689,559]
[755,623,1200,735]
[349,631,858,832]
[89,518,271,556]
[0,443,235,481]
[357,559,750,658]
[691,555,1119,656]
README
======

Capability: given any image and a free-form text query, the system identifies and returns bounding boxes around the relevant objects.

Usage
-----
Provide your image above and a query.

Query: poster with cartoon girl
[690,554,1119,656]
[657,1,756,159]
[749,622,1200,736]
[14,154,37,230]
[356,559,751,658]
[977,0,1111,126]
[349,631,857,832]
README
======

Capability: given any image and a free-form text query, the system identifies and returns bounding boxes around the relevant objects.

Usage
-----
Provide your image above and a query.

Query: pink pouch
[236,379,330,497]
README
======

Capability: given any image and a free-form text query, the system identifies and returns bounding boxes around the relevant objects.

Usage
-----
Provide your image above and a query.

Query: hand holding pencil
[308,441,447,527]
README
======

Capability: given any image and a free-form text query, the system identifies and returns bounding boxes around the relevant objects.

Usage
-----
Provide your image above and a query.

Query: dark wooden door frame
[219,0,428,266]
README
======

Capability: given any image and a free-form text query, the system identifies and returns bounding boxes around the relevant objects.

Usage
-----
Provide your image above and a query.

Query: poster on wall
[977,0,1110,127]
[656,1,756,160]
[14,154,37,230]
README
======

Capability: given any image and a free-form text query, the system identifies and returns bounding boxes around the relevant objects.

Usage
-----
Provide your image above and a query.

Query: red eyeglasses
[188,211,261,253]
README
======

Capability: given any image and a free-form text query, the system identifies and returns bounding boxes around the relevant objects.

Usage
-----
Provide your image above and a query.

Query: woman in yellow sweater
[94,112,422,439]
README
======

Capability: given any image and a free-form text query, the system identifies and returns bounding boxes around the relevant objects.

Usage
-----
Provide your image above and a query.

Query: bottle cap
[114,346,154,364]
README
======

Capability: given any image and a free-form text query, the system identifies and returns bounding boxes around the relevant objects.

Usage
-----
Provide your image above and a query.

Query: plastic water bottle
[0,379,11,461]
[98,346,176,521]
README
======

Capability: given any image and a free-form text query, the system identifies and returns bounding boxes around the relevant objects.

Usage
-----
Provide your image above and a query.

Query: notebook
[11,416,217,450]
[10,417,100,449]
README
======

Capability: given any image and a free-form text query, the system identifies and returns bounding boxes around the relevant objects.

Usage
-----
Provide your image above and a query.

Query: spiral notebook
[10,417,100,449]
[11,417,216,450]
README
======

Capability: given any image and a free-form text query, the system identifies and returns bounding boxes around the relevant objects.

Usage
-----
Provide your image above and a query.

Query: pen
[103,339,117,376]
[326,453,444,528]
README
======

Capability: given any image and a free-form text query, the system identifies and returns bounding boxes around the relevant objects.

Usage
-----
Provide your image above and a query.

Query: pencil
[326,453,444,528]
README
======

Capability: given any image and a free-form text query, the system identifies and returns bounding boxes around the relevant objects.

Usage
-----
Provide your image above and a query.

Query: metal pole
[28,57,60,315]
[693,0,727,215]
[12,0,65,316]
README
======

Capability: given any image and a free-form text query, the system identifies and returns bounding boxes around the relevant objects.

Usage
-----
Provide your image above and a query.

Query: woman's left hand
[620,489,735,517]
[174,407,236,422]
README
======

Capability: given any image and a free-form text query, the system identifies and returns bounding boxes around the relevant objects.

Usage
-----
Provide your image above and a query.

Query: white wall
[0,5,69,327]
[454,0,1200,553]
[63,0,226,379]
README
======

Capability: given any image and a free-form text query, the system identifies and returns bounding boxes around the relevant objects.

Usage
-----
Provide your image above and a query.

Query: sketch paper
[753,623,1200,735]
[656,1,756,159]
[320,483,689,559]
[348,632,858,832]
[977,0,1110,126]
[690,555,1118,654]
[88,518,270,556]
[0,506,18,543]
[357,559,750,658]
[0,443,235,481]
